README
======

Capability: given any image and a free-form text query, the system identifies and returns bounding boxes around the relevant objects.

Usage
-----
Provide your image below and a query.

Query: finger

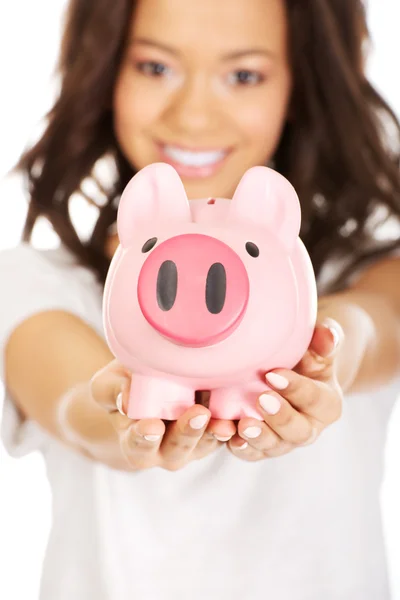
[295,319,343,380]
[120,418,166,468]
[89,360,131,413]
[196,392,236,442]
[227,434,265,461]
[207,418,237,443]
[228,434,295,460]
[191,430,220,460]
[311,318,342,358]
[264,369,342,425]
[192,418,237,461]
[236,418,282,451]
[254,390,316,445]
[108,383,134,432]
[160,405,211,463]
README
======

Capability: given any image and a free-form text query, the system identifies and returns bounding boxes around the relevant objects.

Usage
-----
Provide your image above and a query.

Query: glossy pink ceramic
[103,163,318,420]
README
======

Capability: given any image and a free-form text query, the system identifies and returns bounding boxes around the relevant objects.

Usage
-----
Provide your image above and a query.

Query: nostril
[205,263,226,314]
[157,260,178,311]
[207,198,216,205]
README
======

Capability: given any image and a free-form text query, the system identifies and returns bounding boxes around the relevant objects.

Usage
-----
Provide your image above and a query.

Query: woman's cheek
[114,76,155,130]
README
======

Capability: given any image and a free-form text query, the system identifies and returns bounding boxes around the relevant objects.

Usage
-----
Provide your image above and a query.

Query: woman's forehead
[129,0,289,56]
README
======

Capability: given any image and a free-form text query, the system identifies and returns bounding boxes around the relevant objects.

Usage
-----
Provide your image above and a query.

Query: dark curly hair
[16,0,400,290]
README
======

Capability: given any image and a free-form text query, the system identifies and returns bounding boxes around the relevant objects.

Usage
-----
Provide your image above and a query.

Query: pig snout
[137,234,249,346]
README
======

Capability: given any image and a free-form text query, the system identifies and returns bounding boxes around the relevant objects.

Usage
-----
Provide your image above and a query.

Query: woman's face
[113,0,291,199]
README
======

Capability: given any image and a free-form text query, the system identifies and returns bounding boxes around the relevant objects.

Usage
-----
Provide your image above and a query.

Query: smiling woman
[114,0,291,197]
[17,0,400,289]
[2,0,400,599]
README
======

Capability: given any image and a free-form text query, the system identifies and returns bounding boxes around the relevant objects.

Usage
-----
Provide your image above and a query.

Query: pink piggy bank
[103,163,318,421]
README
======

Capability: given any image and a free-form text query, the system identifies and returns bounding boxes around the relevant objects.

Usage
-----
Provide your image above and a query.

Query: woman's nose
[162,75,219,135]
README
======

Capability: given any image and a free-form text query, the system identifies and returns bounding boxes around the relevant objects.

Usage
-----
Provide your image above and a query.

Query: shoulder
[0,243,104,342]
[0,242,93,279]
[0,242,101,293]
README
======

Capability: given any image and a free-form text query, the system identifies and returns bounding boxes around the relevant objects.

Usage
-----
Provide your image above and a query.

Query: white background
[1,1,400,598]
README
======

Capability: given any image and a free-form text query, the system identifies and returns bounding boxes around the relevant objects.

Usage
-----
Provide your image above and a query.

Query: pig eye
[142,237,158,253]
[245,242,259,258]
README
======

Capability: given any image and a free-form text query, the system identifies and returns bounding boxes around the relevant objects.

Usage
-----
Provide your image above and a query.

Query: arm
[4,310,229,470]
[318,256,400,393]
[5,311,120,459]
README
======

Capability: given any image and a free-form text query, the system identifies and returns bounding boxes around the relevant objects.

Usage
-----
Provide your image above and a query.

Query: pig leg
[209,387,264,421]
[127,375,195,420]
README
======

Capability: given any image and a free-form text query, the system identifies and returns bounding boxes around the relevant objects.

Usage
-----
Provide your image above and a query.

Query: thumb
[311,317,344,358]
[295,318,344,378]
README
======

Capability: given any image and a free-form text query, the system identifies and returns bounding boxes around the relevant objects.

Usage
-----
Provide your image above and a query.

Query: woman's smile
[156,141,232,178]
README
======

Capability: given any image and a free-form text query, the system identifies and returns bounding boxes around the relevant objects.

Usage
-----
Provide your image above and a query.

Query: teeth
[163,145,226,167]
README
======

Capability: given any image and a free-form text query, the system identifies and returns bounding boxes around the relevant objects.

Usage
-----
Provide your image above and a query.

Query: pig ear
[117,163,191,248]
[229,166,301,252]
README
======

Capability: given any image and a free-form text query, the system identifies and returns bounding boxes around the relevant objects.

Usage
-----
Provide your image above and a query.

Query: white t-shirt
[1,242,399,600]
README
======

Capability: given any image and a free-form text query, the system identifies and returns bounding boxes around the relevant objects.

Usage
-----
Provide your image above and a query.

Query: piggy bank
[103,163,317,421]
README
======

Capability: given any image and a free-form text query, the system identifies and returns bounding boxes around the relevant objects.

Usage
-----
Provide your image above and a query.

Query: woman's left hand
[227,318,344,460]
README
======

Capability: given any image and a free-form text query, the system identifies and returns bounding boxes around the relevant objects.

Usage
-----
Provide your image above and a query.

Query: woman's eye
[136,61,171,77]
[228,69,264,86]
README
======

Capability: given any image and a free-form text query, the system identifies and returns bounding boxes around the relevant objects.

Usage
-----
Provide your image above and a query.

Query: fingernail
[265,372,289,390]
[259,393,281,415]
[144,434,161,442]
[214,435,233,442]
[243,426,262,439]
[237,441,248,450]
[116,392,126,416]
[189,414,209,430]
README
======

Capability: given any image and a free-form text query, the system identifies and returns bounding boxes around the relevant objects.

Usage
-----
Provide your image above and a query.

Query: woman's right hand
[89,360,236,472]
